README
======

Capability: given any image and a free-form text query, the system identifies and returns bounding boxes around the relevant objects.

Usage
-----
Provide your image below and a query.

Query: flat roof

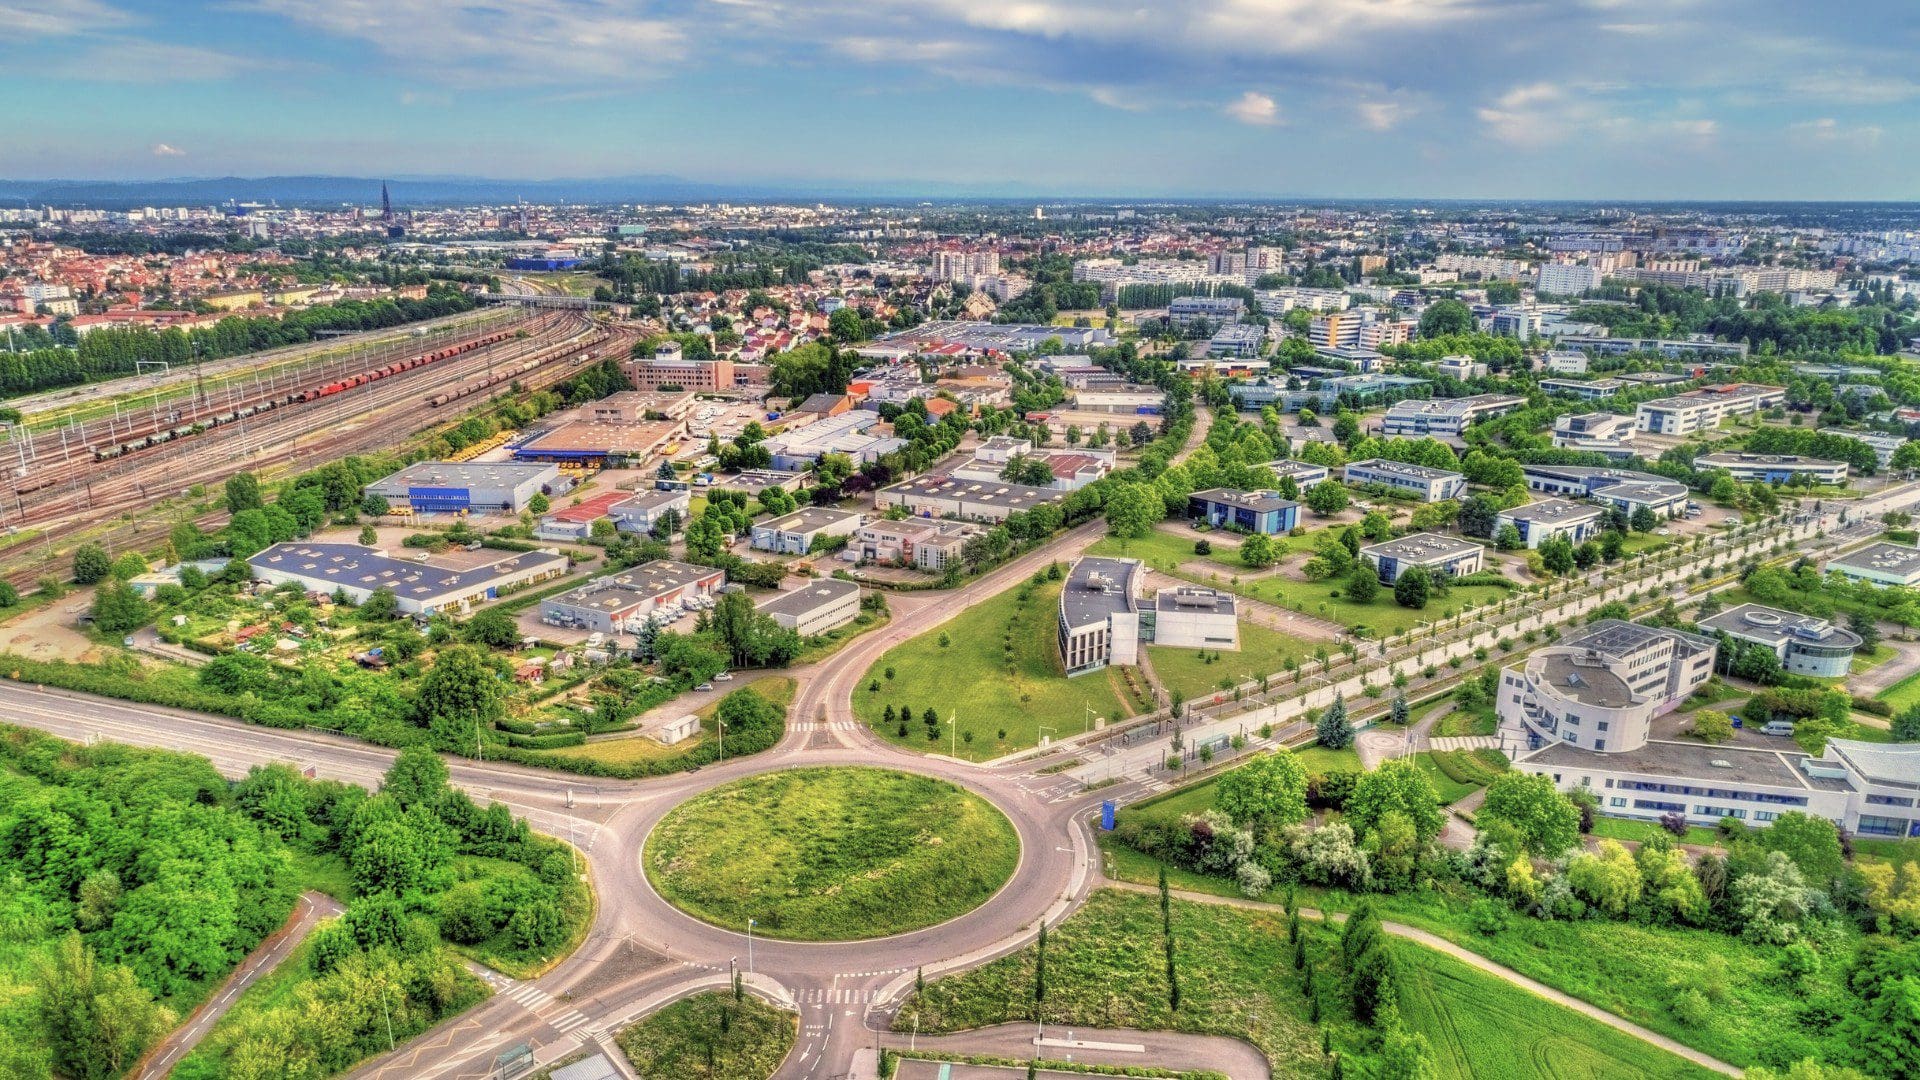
[1502,498,1605,524]
[1266,459,1330,477]
[1695,452,1846,468]
[548,559,723,608]
[1190,488,1297,513]
[250,542,565,603]
[1522,738,1849,793]
[1829,541,1920,575]
[1538,652,1634,708]
[760,506,861,534]
[1825,739,1920,790]
[1345,458,1464,482]
[1362,532,1482,563]
[1565,618,1690,657]
[372,461,557,490]
[1154,586,1236,616]
[1698,603,1862,652]
[757,578,860,618]
[1384,393,1524,418]
[515,418,680,456]
[1061,556,1139,629]
[881,474,1066,514]
[612,489,690,512]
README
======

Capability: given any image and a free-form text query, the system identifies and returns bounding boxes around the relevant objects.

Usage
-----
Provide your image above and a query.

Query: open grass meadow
[1147,622,1316,702]
[854,579,1131,760]
[643,767,1020,941]
[900,889,1718,1080]
[531,676,795,769]
[614,991,796,1080]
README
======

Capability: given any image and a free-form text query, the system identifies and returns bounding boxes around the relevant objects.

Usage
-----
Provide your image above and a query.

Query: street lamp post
[948,712,957,758]
[747,918,756,976]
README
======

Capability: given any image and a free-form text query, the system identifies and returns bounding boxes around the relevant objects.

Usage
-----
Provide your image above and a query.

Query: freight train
[88,329,521,462]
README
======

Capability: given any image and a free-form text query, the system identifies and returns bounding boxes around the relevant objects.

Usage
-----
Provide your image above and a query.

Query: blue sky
[2,0,1917,199]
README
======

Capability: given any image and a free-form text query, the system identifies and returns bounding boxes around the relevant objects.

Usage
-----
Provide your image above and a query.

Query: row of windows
[1858,815,1916,838]
[1868,794,1917,808]
[1634,799,1686,813]
[1614,779,1809,806]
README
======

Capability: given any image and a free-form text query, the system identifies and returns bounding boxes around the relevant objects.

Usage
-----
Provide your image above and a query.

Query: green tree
[225,471,263,513]
[1478,773,1581,857]
[1215,750,1309,832]
[1691,709,1734,743]
[1759,811,1845,886]
[415,645,506,751]
[1304,480,1350,517]
[1347,758,1445,846]
[1630,505,1659,532]
[528,492,550,515]
[1240,532,1277,568]
[381,745,451,810]
[1418,299,1473,338]
[1393,566,1430,609]
[1346,565,1379,603]
[72,543,111,585]
[462,608,520,649]
[90,580,152,634]
[1104,483,1161,541]
[1566,840,1643,915]
[36,933,174,1080]
[109,550,149,581]
[1317,692,1354,749]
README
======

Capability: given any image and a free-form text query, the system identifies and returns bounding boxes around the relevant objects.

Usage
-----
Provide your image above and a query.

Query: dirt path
[1105,881,1740,1077]
[132,890,346,1079]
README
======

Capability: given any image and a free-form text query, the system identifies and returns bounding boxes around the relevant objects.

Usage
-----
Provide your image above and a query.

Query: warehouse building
[1360,533,1485,584]
[757,578,862,636]
[1146,586,1239,651]
[1826,542,1920,588]
[1342,459,1466,502]
[539,560,725,635]
[853,519,981,571]
[1380,394,1524,438]
[1693,453,1849,486]
[1187,489,1300,535]
[1495,499,1606,549]
[609,489,692,535]
[876,475,1068,523]
[1698,603,1863,679]
[249,542,567,616]
[365,461,563,515]
[750,507,864,555]
[1058,557,1142,676]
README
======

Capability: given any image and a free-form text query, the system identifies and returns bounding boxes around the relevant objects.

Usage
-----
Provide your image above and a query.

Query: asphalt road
[8,464,1903,1079]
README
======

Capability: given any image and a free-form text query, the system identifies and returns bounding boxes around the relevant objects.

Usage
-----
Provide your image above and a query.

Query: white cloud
[0,0,128,38]
[54,41,264,82]
[1355,99,1408,131]
[247,0,688,85]
[1791,117,1883,146]
[150,142,186,157]
[1785,70,1920,105]
[1225,90,1281,126]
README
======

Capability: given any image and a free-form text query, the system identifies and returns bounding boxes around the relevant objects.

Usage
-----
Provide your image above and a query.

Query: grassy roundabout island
[644,766,1021,941]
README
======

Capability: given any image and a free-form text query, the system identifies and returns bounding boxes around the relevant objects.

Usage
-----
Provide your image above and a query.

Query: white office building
[1694,453,1849,486]
[1343,459,1466,502]
[1634,384,1786,435]
[1826,542,1920,588]
[1496,499,1606,548]
[1059,557,1142,675]
[1535,263,1605,296]
[1552,413,1637,458]
[1146,587,1240,651]
[1379,394,1526,438]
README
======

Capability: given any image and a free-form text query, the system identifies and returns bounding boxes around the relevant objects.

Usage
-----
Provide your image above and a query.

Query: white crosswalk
[1430,735,1502,751]
[501,981,592,1034]
[790,721,863,732]
[794,987,874,1004]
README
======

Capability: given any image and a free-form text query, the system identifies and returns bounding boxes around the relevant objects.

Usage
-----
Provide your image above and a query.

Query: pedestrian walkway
[1428,735,1500,751]
[500,980,593,1035]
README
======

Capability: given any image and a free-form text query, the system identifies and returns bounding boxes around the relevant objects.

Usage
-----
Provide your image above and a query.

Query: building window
[1610,797,1627,808]
[1595,740,1606,751]
[1597,721,1609,732]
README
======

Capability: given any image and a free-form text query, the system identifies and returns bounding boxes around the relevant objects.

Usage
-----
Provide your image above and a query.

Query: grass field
[1408,752,1481,804]
[643,767,1020,941]
[1148,622,1315,701]
[1586,816,1725,848]
[1874,665,1920,712]
[614,991,796,1079]
[1258,572,1510,638]
[1089,527,1250,575]
[854,580,1130,760]
[901,889,1717,1079]
[1432,703,1497,738]
[534,677,795,768]
[1851,642,1896,672]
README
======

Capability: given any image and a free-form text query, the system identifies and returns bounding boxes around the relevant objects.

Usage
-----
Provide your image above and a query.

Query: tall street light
[747,918,756,976]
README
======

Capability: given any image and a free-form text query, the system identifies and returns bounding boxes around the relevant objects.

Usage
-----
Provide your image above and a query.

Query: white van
[1760,720,1796,737]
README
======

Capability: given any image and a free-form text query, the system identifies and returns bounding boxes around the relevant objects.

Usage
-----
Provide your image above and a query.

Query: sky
[1,0,1917,200]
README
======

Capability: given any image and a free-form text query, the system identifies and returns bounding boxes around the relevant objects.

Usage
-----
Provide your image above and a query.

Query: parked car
[695,682,715,692]
[714,672,734,681]
[1761,720,1796,737]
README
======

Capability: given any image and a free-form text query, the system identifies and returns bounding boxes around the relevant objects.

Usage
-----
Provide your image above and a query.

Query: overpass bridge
[476,292,628,312]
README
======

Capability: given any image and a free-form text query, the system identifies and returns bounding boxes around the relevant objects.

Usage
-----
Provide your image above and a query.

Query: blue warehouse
[1188,488,1299,535]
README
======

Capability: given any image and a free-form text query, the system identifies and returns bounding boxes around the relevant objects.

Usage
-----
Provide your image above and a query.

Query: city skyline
[2,0,1917,200]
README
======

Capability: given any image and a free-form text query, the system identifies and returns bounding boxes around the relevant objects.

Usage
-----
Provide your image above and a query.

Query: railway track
[6,312,607,536]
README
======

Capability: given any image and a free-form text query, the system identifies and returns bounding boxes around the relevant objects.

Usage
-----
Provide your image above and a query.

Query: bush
[1468,899,1508,936]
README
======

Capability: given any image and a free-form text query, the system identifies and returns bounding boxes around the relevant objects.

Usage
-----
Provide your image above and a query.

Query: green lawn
[1148,622,1314,702]
[615,991,796,1080]
[1089,524,1253,575]
[1256,574,1511,639]
[1291,744,1363,775]
[1851,642,1896,673]
[1874,665,1920,712]
[854,579,1130,760]
[900,889,1717,1080]
[533,677,794,769]
[1587,816,1725,847]
[1408,751,1482,804]
[1432,703,1496,738]
[643,767,1019,941]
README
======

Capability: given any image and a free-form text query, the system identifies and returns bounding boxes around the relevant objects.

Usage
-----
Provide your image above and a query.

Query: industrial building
[1693,453,1849,486]
[248,542,567,616]
[1360,533,1485,583]
[609,489,692,534]
[1634,383,1786,435]
[1826,542,1920,588]
[512,415,685,466]
[853,518,980,571]
[1551,413,1637,458]
[1342,459,1466,502]
[876,474,1068,523]
[1266,459,1331,488]
[1520,464,1689,517]
[1146,587,1240,651]
[365,461,563,515]
[1379,394,1525,438]
[756,578,862,636]
[1058,557,1142,676]
[1540,378,1627,401]
[761,411,898,470]
[1504,622,1918,837]
[750,507,864,555]
[538,560,725,635]
[1495,499,1606,549]
[1698,603,1863,679]
[1186,489,1299,535]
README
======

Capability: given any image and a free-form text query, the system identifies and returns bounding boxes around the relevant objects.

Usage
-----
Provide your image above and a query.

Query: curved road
[3,447,1889,1079]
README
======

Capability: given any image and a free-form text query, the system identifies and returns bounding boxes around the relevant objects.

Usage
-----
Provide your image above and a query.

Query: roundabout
[642,765,1022,941]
